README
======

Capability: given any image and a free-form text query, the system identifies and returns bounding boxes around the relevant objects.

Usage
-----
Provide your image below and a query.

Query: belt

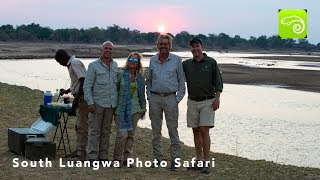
[151,91,176,97]
[189,96,214,102]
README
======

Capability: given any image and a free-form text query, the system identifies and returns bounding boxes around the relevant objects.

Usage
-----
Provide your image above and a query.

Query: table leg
[62,113,72,154]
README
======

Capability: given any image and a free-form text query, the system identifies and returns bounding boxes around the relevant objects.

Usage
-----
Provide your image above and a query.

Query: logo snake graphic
[281,16,305,34]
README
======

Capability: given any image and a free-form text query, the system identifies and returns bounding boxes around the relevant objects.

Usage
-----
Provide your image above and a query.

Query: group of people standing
[54,34,223,174]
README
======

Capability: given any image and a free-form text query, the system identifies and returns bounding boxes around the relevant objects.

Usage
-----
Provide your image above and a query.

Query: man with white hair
[83,41,119,163]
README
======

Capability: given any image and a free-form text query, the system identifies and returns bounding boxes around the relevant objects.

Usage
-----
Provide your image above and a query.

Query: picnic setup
[8,90,75,160]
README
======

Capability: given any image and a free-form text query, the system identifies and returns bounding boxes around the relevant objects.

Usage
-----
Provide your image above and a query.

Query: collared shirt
[146,53,186,102]
[67,55,86,95]
[183,53,223,98]
[83,57,119,108]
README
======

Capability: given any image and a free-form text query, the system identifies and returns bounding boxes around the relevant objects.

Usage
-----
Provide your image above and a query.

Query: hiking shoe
[170,160,178,171]
[89,159,98,166]
[98,159,111,167]
[187,166,202,170]
[66,150,78,158]
[151,159,161,168]
[201,166,210,174]
[170,164,178,171]
[123,160,134,168]
[187,160,202,171]
[112,159,123,168]
[71,155,86,162]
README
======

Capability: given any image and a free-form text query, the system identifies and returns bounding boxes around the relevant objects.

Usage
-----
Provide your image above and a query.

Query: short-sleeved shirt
[67,55,86,95]
[183,53,223,98]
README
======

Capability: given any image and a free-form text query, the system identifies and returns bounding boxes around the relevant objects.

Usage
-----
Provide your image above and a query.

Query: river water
[0,52,319,168]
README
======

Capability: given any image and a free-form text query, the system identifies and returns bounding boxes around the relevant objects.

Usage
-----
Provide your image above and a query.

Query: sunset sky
[1,0,319,44]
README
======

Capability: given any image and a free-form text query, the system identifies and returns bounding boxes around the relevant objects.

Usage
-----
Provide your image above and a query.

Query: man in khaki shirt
[83,41,119,162]
[55,49,89,161]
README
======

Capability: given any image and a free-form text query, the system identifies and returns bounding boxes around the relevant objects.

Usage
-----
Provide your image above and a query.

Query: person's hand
[88,104,96,113]
[59,88,66,96]
[211,98,220,111]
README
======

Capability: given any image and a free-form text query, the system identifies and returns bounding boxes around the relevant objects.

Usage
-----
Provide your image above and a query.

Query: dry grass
[1,82,320,179]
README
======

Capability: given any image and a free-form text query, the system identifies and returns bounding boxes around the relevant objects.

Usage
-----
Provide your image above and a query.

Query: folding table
[39,104,75,156]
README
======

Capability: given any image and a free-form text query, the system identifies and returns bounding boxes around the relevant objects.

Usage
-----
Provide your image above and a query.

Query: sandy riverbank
[1,42,320,93]
[0,42,156,59]
[243,55,320,62]
[218,64,320,93]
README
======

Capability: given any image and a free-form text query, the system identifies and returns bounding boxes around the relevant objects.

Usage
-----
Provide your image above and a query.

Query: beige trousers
[113,112,141,161]
[149,94,181,160]
[87,105,114,160]
[75,95,89,157]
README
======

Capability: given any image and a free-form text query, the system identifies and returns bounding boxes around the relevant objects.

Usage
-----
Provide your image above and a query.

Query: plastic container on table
[44,91,53,105]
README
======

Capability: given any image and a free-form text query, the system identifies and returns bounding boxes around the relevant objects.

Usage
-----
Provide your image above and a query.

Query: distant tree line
[1,23,320,51]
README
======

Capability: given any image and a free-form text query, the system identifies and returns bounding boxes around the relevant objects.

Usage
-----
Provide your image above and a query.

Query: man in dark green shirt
[183,37,223,174]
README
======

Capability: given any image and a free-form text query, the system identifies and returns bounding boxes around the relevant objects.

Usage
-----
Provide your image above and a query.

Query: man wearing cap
[146,34,186,171]
[183,37,223,174]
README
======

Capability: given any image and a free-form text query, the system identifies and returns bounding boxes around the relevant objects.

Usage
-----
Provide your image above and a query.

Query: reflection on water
[139,84,320,168]
[0,58,139,91]
[0,56,319,168]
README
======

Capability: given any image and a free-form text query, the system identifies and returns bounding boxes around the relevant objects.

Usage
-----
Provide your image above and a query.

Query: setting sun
[158,24,166,33]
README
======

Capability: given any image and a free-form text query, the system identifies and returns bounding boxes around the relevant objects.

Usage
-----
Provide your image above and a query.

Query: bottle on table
[52,89,59,102]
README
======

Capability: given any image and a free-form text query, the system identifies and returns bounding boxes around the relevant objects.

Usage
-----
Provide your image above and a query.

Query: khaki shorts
[187,98,215,128]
